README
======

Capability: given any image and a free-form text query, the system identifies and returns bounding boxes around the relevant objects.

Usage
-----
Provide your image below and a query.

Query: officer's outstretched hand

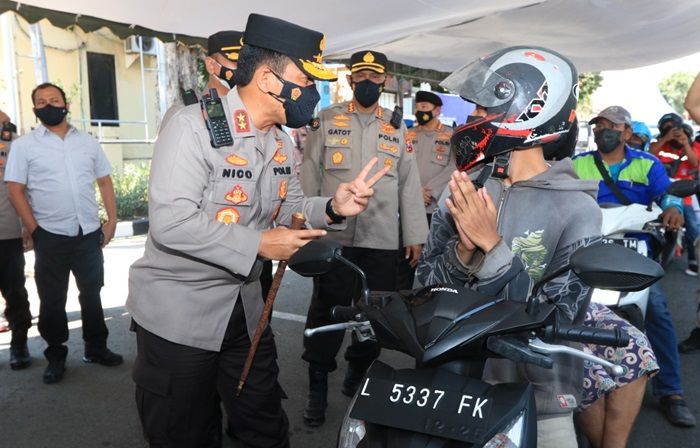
[330,157,389,218]
[260,227,328,261]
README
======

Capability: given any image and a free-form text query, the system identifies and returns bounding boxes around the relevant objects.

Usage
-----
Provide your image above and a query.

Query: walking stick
[236,212,307,395]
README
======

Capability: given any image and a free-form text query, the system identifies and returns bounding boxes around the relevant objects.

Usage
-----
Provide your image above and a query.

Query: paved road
[0,236,698,447]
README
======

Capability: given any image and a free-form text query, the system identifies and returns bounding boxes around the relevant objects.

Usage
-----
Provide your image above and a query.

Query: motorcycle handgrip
[331,305,363,323]
[487,335,554,369]
[544,324,630,347]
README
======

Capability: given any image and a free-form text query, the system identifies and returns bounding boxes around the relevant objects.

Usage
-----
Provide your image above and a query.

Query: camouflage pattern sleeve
[415,203,472,286]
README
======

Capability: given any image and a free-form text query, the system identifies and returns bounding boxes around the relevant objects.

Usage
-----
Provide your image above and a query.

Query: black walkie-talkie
[1,122,16,141]
[390,106,403,129]
[200,89,233,148]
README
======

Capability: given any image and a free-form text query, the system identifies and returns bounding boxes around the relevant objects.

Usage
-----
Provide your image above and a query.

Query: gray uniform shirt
[4,125,111,236]
[407,122,455,214]
[127,88,335,351]
[301,101,428,249]
[0,136,22,240]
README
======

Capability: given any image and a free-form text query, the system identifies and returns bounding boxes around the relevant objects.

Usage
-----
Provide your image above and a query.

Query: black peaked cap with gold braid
[349,50,388,74]
[243,13,337,81]
[208,31,244,61]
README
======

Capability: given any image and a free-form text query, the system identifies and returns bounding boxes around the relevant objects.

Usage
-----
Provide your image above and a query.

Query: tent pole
[138,36,149,140]
[1,13,21,130]
[29,23,48,84]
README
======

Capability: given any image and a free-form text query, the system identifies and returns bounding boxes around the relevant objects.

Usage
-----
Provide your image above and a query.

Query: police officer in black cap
[128,13,388,448]
[159,30,243,131]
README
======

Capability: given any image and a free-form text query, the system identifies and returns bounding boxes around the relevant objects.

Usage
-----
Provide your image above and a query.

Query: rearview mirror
[288,239,342,277]
[666,179,699,198]
[569,243,664,291]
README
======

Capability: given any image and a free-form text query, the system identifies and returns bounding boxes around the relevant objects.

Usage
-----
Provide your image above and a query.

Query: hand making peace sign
[330,157,390,218]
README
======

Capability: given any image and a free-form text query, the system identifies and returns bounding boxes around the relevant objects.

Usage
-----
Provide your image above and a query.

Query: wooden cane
[236,212,307,395]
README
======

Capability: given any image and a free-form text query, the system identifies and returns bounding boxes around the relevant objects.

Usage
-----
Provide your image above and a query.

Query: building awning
[2,0,699,73]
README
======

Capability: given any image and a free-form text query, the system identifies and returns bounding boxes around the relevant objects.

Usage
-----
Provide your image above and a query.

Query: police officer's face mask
[34,104,68,127]
[415,109,434,126]
[268,71,320,129]
[218,64,236,89]
[594,128,622,154]
[352,79,384,108]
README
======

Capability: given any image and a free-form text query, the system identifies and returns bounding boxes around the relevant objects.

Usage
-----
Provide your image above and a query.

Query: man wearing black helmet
[650,113,700,277]
[416,47,600,447]
[128,14,388,447]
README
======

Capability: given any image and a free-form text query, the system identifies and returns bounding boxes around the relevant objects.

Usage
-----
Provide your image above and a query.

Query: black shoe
[43,359,66,384]
[659,396,697,427]
[303,369,328,427]
[82,347,123,366]
[341,363,368,398]
[678,328,700,354]
[9,345,32,370]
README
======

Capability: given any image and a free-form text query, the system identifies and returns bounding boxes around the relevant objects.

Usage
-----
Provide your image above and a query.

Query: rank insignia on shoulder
[309,117,321,131]
[234,109,251,133]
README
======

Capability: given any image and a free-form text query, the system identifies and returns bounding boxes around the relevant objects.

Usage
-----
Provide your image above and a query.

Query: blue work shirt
[4,124,112,236]
[572,146,683,212]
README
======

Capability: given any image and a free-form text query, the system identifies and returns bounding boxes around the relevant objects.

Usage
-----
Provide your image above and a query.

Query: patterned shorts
[579,302,659,410]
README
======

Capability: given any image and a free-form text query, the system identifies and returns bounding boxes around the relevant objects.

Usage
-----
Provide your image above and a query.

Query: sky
[591,52,700,125]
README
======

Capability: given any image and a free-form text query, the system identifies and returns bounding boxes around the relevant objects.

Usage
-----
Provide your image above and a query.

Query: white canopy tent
[3,0,700,72]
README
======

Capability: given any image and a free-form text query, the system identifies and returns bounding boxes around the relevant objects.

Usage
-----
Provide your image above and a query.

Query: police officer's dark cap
[208,31,244,61]
[243,13,337,81]
[415,91,442,107]
[349,50,388,74]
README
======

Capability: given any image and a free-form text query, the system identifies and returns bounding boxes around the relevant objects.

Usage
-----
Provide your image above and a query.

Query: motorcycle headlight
[337,393,366,448]
[482,410,526,448]
[590,288,621,306]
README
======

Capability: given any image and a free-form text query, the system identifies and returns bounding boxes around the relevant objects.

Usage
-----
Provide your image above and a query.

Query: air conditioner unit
[124,36,157,56]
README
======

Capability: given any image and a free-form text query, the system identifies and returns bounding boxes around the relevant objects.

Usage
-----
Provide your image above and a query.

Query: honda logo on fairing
[431,287,458,294]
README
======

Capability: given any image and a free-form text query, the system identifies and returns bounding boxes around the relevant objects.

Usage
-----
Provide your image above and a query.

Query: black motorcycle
[290,240,663,448]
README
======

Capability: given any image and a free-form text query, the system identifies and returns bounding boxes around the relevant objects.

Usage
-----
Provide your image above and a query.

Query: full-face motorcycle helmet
[441,46,579,170]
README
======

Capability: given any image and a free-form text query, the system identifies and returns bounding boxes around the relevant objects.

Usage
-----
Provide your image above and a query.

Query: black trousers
[302,247,398,372]
[32,227,108,361]
[0,238,31,347]
[132,299,289,448]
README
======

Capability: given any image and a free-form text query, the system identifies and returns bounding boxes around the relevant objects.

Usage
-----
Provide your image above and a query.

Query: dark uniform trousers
[303,247,398,372]
[32,226,108,361]
[132,298,290,448]
[0,238,32,347]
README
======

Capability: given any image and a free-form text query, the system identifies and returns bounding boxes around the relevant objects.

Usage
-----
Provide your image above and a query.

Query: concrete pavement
[0,236,698,447]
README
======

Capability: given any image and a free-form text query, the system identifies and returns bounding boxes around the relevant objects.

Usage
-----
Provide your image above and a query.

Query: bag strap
[593,156,632,205]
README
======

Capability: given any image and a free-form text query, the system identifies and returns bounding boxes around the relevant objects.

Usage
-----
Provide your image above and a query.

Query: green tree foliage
[97,162,150,221]
[577,72,603,117]
[659,72,695,115]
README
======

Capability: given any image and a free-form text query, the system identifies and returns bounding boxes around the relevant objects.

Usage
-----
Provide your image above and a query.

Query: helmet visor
[440,59,515,108]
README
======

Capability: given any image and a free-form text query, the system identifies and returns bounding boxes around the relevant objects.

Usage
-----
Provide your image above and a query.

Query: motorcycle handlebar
[331,305,363,323]
[542,324,630,347]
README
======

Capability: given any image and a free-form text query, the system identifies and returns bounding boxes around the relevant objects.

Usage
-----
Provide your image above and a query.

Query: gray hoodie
[416,158,601,418]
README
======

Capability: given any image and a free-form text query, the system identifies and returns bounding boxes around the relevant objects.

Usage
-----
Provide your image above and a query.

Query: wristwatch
[325,199,345,224]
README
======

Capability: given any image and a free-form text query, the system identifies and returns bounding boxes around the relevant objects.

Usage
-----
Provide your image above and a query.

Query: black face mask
[218,65,236,89]
[268,72,320,128]
[34,104,68,127]
[415,109,434,126]
[627,141,644,150]
[353,79,383,108]
[594,128,622,154]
